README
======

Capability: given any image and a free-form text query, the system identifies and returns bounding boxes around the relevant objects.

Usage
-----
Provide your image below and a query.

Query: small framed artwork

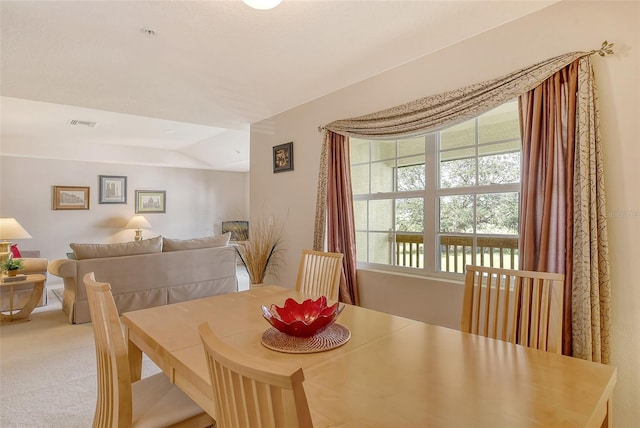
[99,175,127,204]
[53,186,90,210]
[273,142,294,173]
[135,190,166,213]
[222,220,249,241]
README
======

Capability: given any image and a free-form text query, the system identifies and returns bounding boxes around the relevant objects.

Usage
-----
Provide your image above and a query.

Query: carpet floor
[0,287,161,427]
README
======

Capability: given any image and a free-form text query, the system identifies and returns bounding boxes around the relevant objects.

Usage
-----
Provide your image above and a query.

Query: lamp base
[134,230,143,241]
[0,241,11,254]
[0,241,12,262]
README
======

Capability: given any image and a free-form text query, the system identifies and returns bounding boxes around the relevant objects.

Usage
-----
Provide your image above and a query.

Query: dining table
[121,285,617,428]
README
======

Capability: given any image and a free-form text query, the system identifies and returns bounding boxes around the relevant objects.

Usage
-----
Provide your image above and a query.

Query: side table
[0,273,46,325]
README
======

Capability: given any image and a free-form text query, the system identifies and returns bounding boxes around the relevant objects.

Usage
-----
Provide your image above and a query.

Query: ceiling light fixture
[242,0,282,10]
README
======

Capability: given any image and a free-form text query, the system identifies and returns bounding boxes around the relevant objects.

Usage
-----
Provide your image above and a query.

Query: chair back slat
[84,272,133,427]
[461,265,565,353]
[295,250,343,301]
[500,275,513,341]
[199,323,313,428]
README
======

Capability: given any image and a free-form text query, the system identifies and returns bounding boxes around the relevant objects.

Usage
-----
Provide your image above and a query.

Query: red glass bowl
[261,296,344,337]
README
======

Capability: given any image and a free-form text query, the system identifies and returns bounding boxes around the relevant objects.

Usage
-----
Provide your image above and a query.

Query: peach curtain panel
[519,56,611,363]
[325,132,359,305]
[312,131,360,304]
[315,50,610,362]
[519,60,579,356]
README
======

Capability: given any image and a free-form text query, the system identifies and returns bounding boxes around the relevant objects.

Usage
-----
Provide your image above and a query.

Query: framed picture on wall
[98,175,127,204]
[273,142,294,173]
[53,186,90,210]
[135,190,166,213]
[222,220,249,241]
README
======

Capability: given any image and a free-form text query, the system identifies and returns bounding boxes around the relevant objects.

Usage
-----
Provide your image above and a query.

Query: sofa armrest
[18,258,48,275]
[48,258,76,278]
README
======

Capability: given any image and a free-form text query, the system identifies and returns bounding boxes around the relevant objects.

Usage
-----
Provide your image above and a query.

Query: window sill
[356,266,464,285]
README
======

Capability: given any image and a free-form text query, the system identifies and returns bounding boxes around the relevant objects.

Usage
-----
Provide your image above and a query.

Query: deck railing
[395,234,424,268]
[395,234,519,273]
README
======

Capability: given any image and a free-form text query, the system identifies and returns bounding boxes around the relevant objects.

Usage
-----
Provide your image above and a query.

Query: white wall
[0,156,249,269]
[249,1,640,425]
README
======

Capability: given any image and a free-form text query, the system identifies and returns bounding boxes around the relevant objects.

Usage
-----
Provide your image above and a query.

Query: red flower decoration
[261,296,344,337]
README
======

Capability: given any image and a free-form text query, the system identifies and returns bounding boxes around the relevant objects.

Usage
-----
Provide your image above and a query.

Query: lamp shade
[0,218,32,240]
[125,215,152,230]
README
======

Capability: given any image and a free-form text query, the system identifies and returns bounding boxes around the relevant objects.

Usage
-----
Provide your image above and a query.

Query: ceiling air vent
[68,119,98,128]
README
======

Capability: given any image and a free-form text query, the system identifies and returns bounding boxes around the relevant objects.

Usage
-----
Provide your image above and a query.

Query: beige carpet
[0,287,161,427]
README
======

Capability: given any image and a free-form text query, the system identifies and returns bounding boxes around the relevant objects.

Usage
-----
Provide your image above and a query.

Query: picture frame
[98,175,127,204]
[135,190,166,213]
[53,186,90,210]
[273,142,294,173]
[222,220,249,241]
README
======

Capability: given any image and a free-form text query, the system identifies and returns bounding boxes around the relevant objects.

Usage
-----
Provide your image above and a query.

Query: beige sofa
[48,235,238,324]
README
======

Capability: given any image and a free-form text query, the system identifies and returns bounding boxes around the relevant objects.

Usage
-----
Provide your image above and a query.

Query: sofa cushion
[70,236,163,260]
[162,233,231,252]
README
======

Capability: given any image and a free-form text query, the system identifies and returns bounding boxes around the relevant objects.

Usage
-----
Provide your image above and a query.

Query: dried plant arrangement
[235,215,284,285]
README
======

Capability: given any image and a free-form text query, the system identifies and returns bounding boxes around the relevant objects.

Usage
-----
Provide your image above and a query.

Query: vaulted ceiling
[0,1,556,171]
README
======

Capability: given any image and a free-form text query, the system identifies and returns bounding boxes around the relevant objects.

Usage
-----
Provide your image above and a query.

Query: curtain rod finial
[591,40,614,57]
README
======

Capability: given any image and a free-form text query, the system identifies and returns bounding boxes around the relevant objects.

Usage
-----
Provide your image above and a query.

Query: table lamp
[125,215,152,241]
[0,218,32,261]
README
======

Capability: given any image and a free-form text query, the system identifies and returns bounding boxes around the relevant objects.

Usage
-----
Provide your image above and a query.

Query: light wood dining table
[121,285,617,428]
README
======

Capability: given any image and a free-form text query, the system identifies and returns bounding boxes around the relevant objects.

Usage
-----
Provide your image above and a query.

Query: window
[350,100,521,275]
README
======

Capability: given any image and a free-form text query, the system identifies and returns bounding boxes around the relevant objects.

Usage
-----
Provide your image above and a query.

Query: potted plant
[1,254,24,277]
[234,215,284,286]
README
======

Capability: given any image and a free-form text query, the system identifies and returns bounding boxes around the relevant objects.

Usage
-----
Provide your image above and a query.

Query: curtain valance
[322,51,590,139]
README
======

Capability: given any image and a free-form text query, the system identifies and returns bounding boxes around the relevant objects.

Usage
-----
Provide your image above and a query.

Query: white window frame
[352,102,520,279]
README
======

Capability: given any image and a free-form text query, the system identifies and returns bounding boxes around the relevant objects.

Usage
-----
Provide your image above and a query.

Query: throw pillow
[10,244,22,258]
[162,233,231,252]
[70,236,163,260]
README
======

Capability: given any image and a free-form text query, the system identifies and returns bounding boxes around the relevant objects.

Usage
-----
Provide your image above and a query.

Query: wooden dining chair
[83,272,215,428]
[461,265,565,354]
[198,322,313,428]
[295,249,343,301]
